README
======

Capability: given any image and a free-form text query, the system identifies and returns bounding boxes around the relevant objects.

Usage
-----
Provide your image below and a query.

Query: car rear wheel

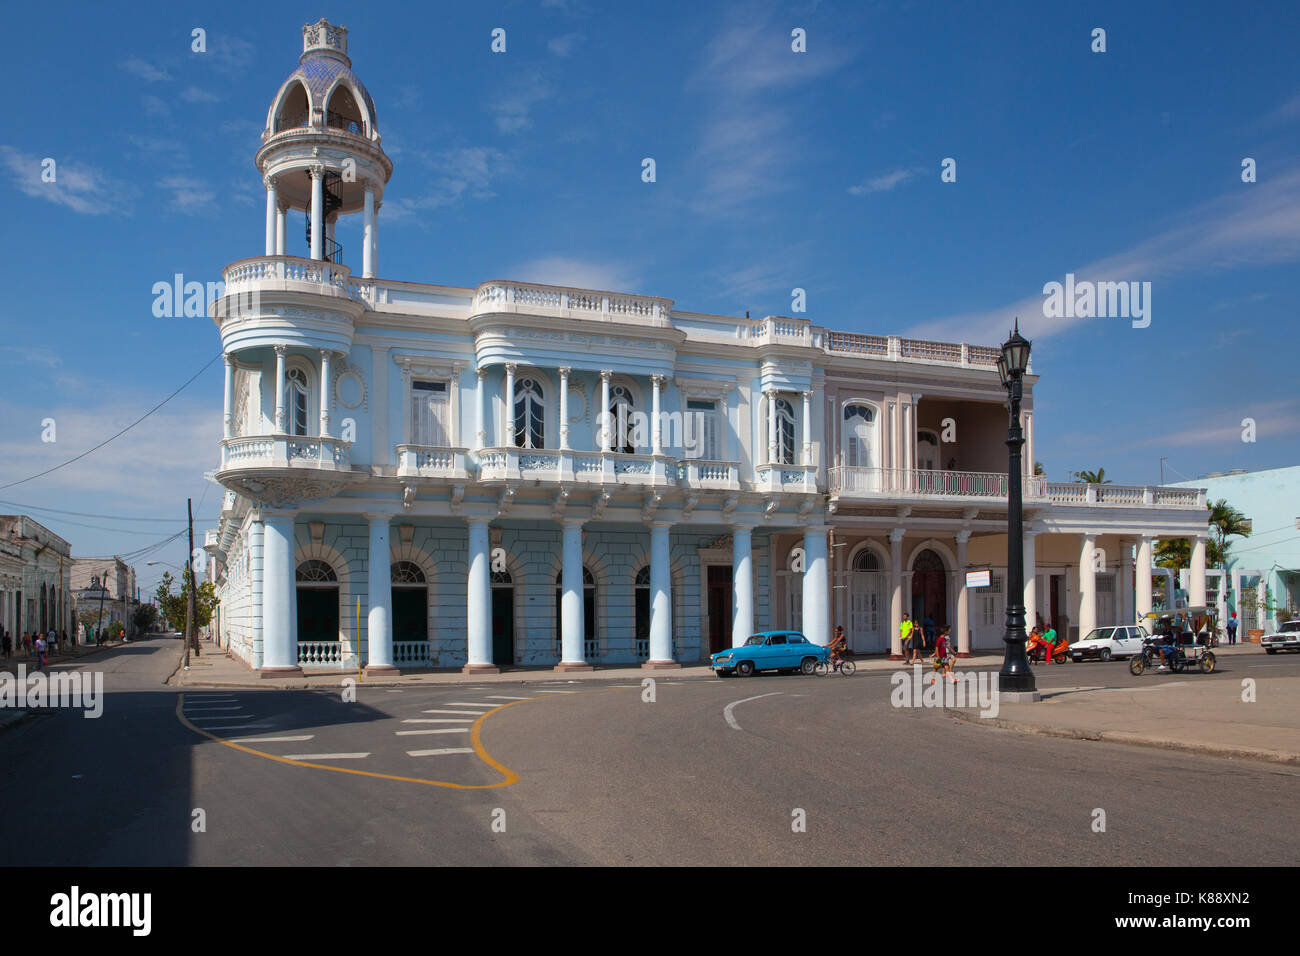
[800,657,817,675]
[736,660,755,677]
[1099,648,1112,662]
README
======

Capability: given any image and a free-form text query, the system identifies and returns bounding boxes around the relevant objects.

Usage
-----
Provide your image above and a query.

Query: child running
[932,625,956,684]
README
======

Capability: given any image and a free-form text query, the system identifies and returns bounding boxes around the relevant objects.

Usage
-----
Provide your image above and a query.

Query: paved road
[2,638,1296,865]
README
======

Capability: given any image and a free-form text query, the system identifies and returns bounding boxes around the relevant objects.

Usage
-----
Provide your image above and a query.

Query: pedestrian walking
[22,632,31,656]
[900,613,917,663]
[33,635,46,671]
[1,629,10,660]
[932,625,955,685]
[1227,612,1238,645]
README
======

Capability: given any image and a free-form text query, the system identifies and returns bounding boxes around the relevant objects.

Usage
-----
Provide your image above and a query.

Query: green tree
[134,603,158,632]
[1072,468,1111,484]
[154,571,219,632]
[1208,498,1250,569]
[1033,461,1045,476]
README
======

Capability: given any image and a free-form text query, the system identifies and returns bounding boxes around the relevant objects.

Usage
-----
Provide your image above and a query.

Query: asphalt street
[2,638,1296,865]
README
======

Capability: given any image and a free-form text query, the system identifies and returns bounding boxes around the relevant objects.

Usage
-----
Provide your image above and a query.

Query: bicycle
[814,655,856,676]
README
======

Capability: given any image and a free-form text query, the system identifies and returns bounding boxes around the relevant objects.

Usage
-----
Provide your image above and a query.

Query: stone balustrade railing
[297,641,342,664]
[831,467,1205,508]
[472,281,673,327]
[476,447,677,486]
[222,255,354,297]
[677,459,741,490]
[395,445,470,479]
[219,434,351,472]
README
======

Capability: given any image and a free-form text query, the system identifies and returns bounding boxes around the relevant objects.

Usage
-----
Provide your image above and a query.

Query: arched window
[776,398,796,465]
[285,367,309,436]
[275,81,311,132]
[554,567,597,657]
[325,84,366,136]
[296,560,337,583]
[490,570,513,586]
[608,384,635,453]
[852,549,881,572]
[917,429,939,470]
[843,404,876,468]
[514,378,545,449]
[391,561,425,585]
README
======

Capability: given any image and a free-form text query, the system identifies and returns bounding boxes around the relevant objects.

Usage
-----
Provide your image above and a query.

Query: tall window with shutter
[411,380,449,446]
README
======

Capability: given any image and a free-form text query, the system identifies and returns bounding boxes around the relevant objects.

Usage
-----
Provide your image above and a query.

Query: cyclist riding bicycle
[829,625,848,668]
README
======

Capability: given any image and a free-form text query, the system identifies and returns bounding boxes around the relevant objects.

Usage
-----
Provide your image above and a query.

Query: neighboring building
[71,557,139,638]
[205,20,1215,675]
[0,515,73,639]
[1169,465,1300,633]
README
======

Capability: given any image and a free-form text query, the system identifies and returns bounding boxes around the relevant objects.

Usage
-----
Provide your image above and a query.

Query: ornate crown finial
[302,18,349,60]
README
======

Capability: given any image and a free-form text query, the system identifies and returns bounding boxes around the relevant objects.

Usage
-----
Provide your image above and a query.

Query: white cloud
[120,57,171,82]
[548,33,583,57]
[383,146,511,221]
[849,168,917,195]
[490,72,552,134]
[180,86,221,104]
[159,175,218,214]
[0,146,133,216]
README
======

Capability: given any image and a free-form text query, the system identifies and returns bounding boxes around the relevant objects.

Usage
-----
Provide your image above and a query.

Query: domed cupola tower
[257,18,392,277]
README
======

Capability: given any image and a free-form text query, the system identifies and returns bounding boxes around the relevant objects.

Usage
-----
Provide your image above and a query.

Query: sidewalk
[947,646,1300,766]
[171,640,1009,689]
[0,638,131,676]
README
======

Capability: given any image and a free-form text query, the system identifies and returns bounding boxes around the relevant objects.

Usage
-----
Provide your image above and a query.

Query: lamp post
[997,320,1038,698]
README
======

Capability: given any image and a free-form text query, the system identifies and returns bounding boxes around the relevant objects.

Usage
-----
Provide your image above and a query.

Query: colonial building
[206,20,1214,675]
[0,515,73,639]
[71,557,139,638]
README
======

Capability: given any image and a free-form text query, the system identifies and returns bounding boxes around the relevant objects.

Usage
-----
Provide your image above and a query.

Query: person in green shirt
[901,614,917,663]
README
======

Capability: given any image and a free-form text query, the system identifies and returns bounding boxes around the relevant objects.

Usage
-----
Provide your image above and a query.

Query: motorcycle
[1027,632,1069,664]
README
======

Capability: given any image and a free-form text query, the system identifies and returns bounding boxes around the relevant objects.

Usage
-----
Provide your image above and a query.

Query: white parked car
[1261,620,1300,654]
[1071,625,1149,662]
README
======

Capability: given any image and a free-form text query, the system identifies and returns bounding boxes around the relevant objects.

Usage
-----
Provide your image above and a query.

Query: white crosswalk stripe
[282,753,370,760]
[231,735,315,743]
[402,718,475,723]
[444,702,500,707]
[535,690,576,694]
[406,748,475,757]
[484,695,531,700]
[200,724,272,731]
[422,709,488,715]
[395,728,471,736]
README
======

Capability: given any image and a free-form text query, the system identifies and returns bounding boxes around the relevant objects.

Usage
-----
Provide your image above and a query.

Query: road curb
[944,708,1300,766]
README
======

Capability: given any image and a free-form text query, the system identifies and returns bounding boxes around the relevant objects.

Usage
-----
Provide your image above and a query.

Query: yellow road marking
[176,693,537,790]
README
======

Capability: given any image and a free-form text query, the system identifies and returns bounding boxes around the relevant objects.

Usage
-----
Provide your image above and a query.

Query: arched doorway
[296,559,340,664]
[911,548,948,647]
[391,561,428,664]
[491,570,514,666]
[850,548,887,653]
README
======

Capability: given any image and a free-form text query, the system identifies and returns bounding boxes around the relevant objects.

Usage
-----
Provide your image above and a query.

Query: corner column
[599,371,612,451]
[889,528,904,659]
[273,345,287,432]
[557,519,591,670]
[475,367,487,450]
[645,522,679,668]
[504,363,516,447]
[1023,527,1038,627]
[1136,534,1154,634]
[1190,534,1208,607]
[801,527,829,644]
[731,528,754,647]
[362,185,376,278]
[651,374,664,456]
[275,201,286,256]
[260,512,301,676]
[766,389,778,464]
[1079,533,1097,638]
[801,390,813,465]
[956,530,971,657]
[559,367,571,450]
[309,166,324,261]
[318,350,333,437]
[264,177,278,256]
[463,519,498,673]
[222,353,235,439]
[365,515,397,676]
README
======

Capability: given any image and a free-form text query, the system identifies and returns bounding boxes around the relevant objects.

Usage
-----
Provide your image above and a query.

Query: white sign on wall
[966,569,991,588]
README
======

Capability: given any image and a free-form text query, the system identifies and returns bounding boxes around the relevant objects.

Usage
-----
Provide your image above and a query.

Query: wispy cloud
[120,57,171,82]
[490,71,552,134]
[848,167,919,195]
[159,175,218,214]
[907,166,1300,347]
[180,86,221,104]
[384,146,511,221]
[507,256,643,293]
[548,33,583,57]
[0,146,133,216]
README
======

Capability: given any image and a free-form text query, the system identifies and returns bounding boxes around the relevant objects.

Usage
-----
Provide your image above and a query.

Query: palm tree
[1208,498,1250,569]
[1033,461,1045,476]
[1073,468,1111,484]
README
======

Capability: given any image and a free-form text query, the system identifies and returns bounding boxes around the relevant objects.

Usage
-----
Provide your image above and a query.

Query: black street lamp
[998,319,1038,697]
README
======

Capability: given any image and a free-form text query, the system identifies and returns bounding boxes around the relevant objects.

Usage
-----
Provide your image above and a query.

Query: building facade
[71,557,139,638]
[0,515,73,639]
[206,20,1215,675]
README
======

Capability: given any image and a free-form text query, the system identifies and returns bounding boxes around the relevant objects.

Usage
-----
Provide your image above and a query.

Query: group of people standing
[0,627,70,670]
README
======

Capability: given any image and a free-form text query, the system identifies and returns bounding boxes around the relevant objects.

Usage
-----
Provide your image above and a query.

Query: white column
[559,367,571,450]
[802,528,829,645]
[646,523,675,666]
[464,519,495,673]
[363,185,376,278]
[260,512,298,672]
[651,374,663,455]
[1023,410,1035,478]
[264,178,277,256]
[801,390,812,465]
[766,389,778,464]
[956,530,971,656]
[309,167,323,261]
[503,363,516,447]
[273,345,287,432]
[275,201,286,256]
[731,528,754,647]
[1119,541,1134,624]
[1079,533,1097,638]
[1136,535,1154,634]
[475,368,487,450]
[318,350,332,437]
[222,352,235,439]
[365,515,395,674]
[559,520,590,669]
[599,371,612,451]
[889,528,904,657]
[1190,535,1208,607]
[1024,528,1038,627]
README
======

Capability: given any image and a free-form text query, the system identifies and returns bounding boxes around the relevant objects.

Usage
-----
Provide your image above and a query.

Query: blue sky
[1,0,1297,595]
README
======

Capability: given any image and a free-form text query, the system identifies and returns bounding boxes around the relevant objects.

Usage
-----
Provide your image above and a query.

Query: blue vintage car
[711,630,828,677]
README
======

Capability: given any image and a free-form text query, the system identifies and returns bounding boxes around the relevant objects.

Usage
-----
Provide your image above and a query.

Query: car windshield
[1081,629,1110,642]
[1282,622,1300,633]
[745,636,766,646]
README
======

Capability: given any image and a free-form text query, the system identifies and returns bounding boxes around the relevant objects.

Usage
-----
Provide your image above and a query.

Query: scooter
[1026,632,1069,664]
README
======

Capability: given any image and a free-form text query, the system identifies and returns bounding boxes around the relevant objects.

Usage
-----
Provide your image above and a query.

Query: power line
[0,353,222,491]
[0,498,213,523]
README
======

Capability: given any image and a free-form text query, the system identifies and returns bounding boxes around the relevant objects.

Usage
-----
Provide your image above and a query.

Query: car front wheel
[736,660,755,677]
[800,657,817,675]
[1099,648,1112,662]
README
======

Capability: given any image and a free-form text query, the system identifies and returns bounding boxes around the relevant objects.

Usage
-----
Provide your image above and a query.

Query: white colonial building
[206,20,1214,675]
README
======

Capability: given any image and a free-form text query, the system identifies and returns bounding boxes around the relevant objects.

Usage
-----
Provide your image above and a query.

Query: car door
[784,633,808,667]
[1115,626,1141,657]
[764,633,788,669]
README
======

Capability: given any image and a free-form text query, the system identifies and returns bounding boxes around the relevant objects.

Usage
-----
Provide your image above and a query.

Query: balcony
[471,281,674,329]
[676,459,741,491]
[220,255,357,303]
[476,448,676,487]
[395,445,472,480]
[753,463,819,494]
[829,467,1206,509]
[219,434,352,472]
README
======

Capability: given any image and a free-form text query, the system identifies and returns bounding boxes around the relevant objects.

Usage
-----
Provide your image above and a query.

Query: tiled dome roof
[276,49,377,131]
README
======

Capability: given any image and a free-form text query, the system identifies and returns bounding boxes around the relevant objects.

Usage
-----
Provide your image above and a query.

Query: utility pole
[185,497,199,666]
